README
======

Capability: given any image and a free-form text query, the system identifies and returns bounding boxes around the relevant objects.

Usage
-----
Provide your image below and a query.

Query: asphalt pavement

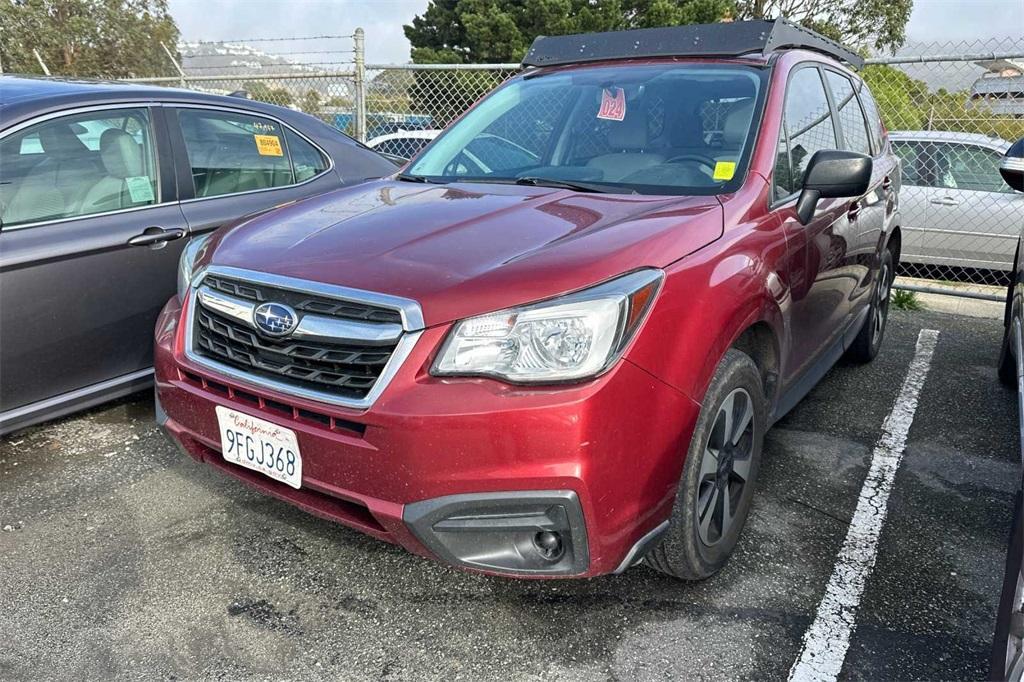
[0,309,1017,681]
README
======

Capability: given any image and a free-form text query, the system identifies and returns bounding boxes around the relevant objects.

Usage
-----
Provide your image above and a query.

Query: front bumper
[155,295,699,577]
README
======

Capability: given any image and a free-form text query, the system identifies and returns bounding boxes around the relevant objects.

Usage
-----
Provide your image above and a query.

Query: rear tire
[846,247,894,364]
[646,349,765,580]
[999,323,1017,387]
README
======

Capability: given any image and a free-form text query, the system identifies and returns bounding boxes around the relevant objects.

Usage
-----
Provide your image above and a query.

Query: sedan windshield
[407,63,764,195]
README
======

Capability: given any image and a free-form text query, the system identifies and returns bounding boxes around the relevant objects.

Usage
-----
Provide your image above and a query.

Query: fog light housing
[404,491,588,576]
[533,531,564,562]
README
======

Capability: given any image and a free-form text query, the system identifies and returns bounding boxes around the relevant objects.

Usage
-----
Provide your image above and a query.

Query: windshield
[407,63,764,195]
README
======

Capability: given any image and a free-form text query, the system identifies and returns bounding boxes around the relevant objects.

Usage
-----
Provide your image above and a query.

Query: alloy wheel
[872,260,892,346]
[696,388,755,546]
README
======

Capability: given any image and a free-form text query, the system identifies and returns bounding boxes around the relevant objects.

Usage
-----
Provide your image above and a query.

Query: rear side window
[774,67,838,198]
[891,141,923,185]
[0,107,158,228]
[858,85,885,153]
[177,109,327,198]
[285,128,329,181]
[825,71,872,157]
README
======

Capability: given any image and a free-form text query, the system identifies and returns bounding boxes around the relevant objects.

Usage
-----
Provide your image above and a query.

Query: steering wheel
[664,153,718,175]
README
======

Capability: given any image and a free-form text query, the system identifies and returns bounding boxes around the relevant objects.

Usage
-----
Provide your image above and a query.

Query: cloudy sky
[167,0,1023,64]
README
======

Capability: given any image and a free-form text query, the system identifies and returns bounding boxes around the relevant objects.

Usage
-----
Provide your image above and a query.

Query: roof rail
[522,19,864,70]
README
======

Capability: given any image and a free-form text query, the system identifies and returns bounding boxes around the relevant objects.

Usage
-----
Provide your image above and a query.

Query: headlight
[432,269,663,383]
[176,234,211,301]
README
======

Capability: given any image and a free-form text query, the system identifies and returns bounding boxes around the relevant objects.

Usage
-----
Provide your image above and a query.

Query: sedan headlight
[432,269,663,383]
[176,234,211,301]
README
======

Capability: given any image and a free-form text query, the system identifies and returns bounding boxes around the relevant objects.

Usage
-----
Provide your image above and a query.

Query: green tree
[734,0,913,53]
[405,0,733,64]
[861,64,928,130]
[0,0,180,78]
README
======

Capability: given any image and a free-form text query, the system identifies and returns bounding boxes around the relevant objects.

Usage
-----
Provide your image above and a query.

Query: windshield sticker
[597,88,626,121]
[254,134,284,157]
[713,161,737,181]
[125,176,155,203]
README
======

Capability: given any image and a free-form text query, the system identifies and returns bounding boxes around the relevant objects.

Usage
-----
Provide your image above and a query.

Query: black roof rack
[522,19,864,70]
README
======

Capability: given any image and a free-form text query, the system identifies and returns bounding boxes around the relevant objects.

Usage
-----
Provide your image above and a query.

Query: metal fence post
[353,27,366,142]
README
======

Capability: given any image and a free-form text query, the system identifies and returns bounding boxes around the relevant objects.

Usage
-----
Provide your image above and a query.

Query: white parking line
[788,328,940,682]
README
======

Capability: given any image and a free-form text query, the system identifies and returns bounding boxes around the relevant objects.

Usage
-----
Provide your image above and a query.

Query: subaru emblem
[253,302,298,337]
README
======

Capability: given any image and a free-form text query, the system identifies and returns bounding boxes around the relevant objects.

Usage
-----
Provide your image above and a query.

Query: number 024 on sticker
[597,87,626,121]
[254,134,283,156]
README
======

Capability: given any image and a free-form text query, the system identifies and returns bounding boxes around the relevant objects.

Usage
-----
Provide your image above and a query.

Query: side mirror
[1000,138,1024,193]
[796,150,873,225]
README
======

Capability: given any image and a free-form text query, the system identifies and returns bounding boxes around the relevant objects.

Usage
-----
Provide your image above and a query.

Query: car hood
[208,179,723,327]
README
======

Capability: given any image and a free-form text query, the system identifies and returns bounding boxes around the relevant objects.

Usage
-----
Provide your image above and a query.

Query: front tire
[847,247,894,363]
[646,349,766,580]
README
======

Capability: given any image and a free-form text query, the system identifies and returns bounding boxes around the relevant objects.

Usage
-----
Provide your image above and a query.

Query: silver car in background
[891,131,1022,274]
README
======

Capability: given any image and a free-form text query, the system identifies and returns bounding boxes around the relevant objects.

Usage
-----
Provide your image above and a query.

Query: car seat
[586,113,665,182]
[80,129,148,214]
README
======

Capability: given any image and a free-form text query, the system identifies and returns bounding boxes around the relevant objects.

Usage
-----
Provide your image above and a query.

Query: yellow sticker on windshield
[254,134,284,156]
[713,161,736,181]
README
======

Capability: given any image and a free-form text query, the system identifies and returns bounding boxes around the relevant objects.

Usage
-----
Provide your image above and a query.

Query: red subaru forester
[155,20,901,579]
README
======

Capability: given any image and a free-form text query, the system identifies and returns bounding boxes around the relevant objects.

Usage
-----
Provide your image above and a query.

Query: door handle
[929,196,961,206]
[127,227,186,247]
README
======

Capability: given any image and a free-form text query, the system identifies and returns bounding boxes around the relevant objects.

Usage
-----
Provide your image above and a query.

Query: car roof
[890,130,1012,150]
[0,75,303,128]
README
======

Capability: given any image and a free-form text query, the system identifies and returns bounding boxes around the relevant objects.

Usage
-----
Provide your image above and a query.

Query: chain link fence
[862,40,1024,300]
[119,33,1024,301]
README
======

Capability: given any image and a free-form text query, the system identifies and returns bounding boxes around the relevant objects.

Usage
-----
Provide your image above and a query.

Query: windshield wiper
[395,173,448,184]
[514,176,623,194]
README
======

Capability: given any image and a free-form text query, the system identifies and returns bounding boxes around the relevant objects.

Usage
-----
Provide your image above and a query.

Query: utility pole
[353,27,366,143]
[161,41,186,88]
[33,49,50,76]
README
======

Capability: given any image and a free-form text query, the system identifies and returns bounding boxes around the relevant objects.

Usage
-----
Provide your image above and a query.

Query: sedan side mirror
[1000,138,1024,193]
[796,150,873,225]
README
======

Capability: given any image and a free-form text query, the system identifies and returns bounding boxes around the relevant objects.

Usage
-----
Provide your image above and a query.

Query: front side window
[777,67,838,194]
[943,143,1011,193]
[178,109,326,198]
[825,71,872,156]
[407,64,765,195]
[0,108,158,228]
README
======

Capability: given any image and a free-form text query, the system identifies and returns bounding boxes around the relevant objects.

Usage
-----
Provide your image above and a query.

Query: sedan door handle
[127,227,186,247]
[929,196,961,206]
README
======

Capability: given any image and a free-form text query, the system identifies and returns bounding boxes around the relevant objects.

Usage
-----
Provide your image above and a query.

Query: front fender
[625,216,788,407]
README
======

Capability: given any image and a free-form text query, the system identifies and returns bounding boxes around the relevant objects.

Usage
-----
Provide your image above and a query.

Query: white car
[366,130,439,161]
[366,130,540,173]
[891,130,1022,273]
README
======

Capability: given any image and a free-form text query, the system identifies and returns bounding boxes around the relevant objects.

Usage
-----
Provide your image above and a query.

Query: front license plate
[215,406,302,489]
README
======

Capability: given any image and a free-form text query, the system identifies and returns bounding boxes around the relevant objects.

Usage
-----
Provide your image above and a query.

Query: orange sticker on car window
[254,134,283,156]
[597,87,626,121]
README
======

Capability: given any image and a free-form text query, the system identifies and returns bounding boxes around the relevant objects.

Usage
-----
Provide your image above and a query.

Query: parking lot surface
[0,309,1017,681]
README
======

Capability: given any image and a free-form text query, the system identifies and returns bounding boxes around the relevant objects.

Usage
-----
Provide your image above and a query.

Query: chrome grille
[203,274,404,325]
[187,270,420,406]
